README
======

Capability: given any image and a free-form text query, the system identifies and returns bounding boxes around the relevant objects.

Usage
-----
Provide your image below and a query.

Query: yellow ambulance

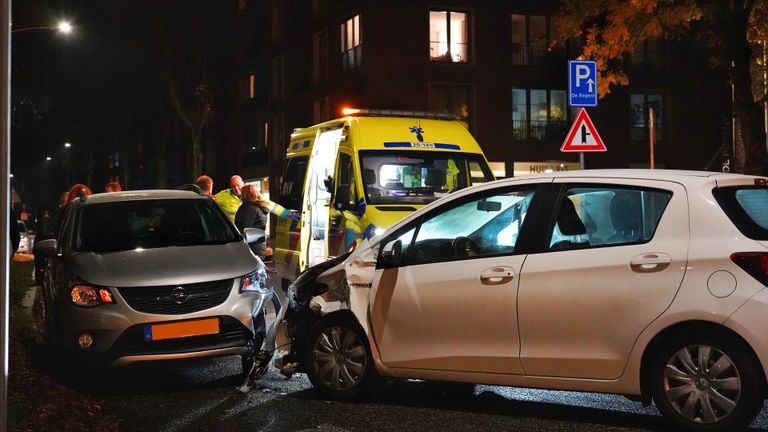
[273,108,495,288]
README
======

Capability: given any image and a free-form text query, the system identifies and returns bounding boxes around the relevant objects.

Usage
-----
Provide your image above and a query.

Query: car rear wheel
[304,317,375,401]
[650,333,764,431]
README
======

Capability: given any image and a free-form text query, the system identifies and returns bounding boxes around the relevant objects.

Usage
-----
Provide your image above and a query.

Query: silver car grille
[117,279,233,315]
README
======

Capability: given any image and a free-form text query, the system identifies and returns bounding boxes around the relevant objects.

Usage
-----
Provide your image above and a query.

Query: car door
[517,178,689,379]
[369,181,548,375]
[300,125,344,269]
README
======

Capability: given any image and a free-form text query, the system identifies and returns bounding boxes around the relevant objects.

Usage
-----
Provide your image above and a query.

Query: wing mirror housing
[33,238,59,258]
[379,239,403,267]
[243,228,266,244]
[334,185,352,211]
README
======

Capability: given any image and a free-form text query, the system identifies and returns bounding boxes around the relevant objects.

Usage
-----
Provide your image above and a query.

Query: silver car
[35,189,275,372]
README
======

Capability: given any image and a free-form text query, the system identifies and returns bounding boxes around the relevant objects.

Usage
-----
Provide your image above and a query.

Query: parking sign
[568,60,598,107]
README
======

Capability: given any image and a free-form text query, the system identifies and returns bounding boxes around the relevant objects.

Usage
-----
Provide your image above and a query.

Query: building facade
[236,0,731,198]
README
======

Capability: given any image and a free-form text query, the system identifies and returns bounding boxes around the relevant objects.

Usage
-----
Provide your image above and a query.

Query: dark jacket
[234,202,268,259]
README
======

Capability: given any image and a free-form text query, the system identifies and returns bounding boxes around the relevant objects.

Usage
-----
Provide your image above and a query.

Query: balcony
[511,45,566,67]
[512,120,569,145]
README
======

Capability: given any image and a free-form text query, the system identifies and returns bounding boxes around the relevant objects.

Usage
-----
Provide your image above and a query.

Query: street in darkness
[68,358,768,432]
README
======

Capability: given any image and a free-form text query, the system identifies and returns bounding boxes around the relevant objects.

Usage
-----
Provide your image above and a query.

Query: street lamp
[64,142,71,148]
[11,20,73,34]
[45,156,51,161]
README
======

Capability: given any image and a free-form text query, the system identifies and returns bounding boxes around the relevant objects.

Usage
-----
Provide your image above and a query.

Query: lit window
[429,10,471,63]
[340,15,361,71]
[512,87,570,142]
[248,74,256,99]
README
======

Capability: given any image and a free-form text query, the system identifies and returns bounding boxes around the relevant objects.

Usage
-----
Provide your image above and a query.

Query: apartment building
[235,0,731,196]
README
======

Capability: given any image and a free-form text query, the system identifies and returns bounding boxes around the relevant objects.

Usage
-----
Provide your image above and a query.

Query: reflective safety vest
[214,189,241,222]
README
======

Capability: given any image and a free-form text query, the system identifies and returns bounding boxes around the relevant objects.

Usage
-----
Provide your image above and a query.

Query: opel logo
[171,286,189,304]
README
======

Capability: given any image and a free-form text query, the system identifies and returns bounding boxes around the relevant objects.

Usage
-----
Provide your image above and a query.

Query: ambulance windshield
[359,150,493,205]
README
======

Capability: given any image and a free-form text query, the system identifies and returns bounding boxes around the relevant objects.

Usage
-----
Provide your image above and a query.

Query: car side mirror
[334,185,351,210]
[33,238,59,258]
[243,228,266,244]
[379,239,402,267]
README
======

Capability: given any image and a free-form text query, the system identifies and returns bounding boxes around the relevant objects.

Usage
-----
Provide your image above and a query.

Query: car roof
[494,169,761,186]
[83,190,206,205]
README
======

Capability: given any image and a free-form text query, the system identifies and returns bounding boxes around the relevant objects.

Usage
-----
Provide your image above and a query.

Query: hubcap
[663,344,741,424]
[312,326,367,391]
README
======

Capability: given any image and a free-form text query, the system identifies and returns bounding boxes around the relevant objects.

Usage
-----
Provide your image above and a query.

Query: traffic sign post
[568,60,598,107]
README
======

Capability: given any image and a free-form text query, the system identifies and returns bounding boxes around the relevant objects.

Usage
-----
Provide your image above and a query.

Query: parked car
[17,220,33,253]
[35,189,277,373]
[276,169,768,431]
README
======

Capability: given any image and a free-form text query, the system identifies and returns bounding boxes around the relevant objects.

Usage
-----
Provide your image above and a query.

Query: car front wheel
[650,333,765,431]
[304,317,375,401]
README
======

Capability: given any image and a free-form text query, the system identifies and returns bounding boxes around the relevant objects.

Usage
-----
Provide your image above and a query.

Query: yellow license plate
[145,318,220,341]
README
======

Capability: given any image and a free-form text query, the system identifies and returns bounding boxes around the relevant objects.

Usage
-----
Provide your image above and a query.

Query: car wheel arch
[639,320,766,399]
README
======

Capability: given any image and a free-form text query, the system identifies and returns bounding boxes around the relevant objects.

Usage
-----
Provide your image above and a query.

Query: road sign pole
[649,107,655,169]
[580,152,585,170]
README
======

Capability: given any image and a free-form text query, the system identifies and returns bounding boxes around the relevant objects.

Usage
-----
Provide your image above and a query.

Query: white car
[277,170,768,431]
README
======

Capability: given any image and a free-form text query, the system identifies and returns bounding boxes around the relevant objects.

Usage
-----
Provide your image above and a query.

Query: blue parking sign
[568,60,598,107]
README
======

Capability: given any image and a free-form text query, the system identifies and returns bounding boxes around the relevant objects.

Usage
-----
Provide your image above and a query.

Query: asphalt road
[61,356,768,432]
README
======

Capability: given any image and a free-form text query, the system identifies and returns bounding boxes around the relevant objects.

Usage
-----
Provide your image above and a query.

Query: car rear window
[73,199,240,253]
[713,187,768,240]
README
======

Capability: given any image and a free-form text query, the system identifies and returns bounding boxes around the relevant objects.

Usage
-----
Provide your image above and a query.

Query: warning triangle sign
[561,108,607,152]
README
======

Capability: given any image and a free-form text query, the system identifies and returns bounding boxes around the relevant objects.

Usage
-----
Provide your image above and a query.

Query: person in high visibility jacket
[215,175,244,222]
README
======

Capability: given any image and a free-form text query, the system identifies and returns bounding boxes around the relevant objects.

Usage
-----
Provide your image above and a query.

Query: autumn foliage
[553,0,768,174]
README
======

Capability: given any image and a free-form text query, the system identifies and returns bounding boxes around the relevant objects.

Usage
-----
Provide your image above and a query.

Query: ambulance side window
[280,156,308,211]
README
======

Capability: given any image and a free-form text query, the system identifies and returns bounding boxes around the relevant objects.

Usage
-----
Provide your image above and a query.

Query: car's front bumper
[53,280,272,366]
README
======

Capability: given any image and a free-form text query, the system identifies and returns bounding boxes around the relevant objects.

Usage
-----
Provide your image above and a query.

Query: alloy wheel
[312,325,367,391]
[663,344,742,424]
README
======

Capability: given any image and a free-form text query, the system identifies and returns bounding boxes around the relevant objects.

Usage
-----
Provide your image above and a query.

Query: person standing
[215,175,244,222]
[235,184,268,260]
[195,175,214,198]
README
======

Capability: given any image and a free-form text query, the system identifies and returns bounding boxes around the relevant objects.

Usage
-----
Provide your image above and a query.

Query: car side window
[548,186,672,251]
[403,188,537,264]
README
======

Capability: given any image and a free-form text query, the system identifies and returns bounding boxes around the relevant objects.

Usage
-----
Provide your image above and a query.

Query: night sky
[11,0,233,213]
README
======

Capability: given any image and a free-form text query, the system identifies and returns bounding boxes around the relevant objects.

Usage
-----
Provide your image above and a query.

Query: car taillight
[730,252,768,286]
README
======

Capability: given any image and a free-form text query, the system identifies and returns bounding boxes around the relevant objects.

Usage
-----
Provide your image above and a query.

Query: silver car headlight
[239,266,269,294]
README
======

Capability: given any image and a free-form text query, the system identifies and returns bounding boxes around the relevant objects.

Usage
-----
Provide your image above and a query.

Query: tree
[553,0,768,174]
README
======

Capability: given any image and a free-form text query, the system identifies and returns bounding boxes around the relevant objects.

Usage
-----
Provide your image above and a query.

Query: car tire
[649,332,764,431]
[304,316,376,401]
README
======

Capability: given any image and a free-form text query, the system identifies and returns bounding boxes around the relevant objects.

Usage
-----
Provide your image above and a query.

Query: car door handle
[630,253,672,273]
[480,266,515,285]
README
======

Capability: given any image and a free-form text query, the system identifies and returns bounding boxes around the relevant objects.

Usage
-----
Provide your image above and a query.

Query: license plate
[144,318,220,341]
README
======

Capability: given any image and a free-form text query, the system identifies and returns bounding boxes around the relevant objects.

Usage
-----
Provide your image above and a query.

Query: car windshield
[73,199,240,253]
[359,150,493,205]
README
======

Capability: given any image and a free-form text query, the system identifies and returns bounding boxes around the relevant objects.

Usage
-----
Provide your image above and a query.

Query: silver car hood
[69,242,261,287]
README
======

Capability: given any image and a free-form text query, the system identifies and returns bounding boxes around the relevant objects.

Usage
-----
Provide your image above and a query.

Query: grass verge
[8,261,122,432]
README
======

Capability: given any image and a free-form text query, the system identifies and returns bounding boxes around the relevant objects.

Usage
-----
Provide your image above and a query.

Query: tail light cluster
[731,252,768,286]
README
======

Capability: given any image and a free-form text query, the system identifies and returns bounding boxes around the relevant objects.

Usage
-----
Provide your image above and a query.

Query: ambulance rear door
[300,124,344,270]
